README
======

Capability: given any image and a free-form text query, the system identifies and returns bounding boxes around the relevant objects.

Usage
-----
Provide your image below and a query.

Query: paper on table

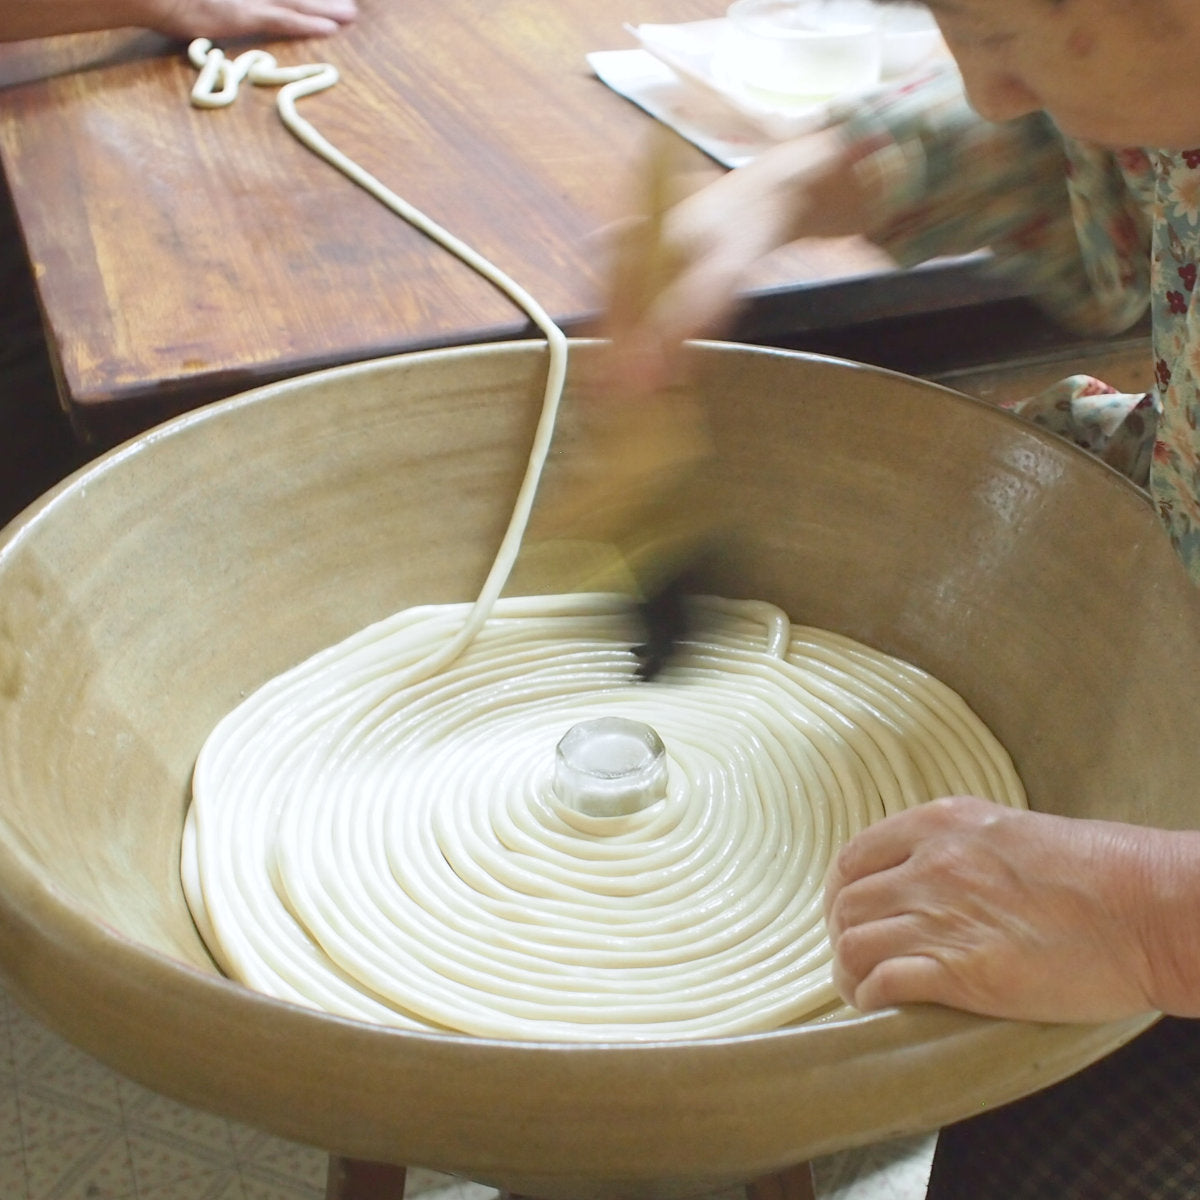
[589,17,950,169]
[587,45,774,170]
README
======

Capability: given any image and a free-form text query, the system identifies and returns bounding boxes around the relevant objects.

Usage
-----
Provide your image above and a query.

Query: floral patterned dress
[837,66,1200,581]
[828,68,1200,1200]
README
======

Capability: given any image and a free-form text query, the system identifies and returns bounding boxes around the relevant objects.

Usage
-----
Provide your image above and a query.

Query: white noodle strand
[188,597,1026,1040]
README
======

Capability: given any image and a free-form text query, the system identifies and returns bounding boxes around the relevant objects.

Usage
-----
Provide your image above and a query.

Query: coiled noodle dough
[184,593,1025,1041]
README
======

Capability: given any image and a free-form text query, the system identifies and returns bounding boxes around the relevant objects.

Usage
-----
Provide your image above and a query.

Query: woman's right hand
[604,126,880,395]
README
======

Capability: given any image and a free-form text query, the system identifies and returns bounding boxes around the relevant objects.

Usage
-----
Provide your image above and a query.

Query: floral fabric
[999,374,1156,485]
[837,67,1200,582]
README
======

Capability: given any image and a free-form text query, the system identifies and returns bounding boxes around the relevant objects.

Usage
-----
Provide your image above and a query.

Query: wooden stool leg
[324,1156,407,1200]
[745,1163,817,1200]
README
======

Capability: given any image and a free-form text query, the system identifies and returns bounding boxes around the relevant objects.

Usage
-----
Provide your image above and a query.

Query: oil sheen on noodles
[184,593,1025,1042]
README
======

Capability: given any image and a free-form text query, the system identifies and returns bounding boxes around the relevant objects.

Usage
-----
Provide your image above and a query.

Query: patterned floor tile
[134,1166,238,1200]
[122,1088,238,1159]
[16,1091,115,1152]
[0,999,17,1083]
[22,1127,136,1200]
[406,1174,493,1200]
[816,1136,933,1200]
[0,1147,28,1197]
[189,1179,247,1200]
[8,1010,69,1080]
[52,1133,139,1200]
[240,1176,323,1200]
[234,1132,326,1189]
[127,1131,239,1193]
[228,1122,266,1162]
[402,1168,440,1194]
[22,1041,123,1119]
[0,1087,21,1155]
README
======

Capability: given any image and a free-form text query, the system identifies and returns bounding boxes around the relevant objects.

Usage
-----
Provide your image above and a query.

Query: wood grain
[0,0,891,442]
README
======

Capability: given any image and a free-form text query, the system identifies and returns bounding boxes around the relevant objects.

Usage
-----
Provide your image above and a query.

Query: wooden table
[0,0,999,447]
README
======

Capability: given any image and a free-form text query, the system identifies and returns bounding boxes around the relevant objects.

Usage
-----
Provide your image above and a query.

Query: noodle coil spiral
[184,593,1025,1041]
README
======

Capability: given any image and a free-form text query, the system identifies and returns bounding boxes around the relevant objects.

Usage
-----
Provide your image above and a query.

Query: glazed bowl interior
[0,339,1196,1200]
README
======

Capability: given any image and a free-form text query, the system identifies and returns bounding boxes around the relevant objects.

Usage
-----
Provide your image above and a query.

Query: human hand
[142,0,356,40]
[822,795,1199,1024]
[603,128,878,396]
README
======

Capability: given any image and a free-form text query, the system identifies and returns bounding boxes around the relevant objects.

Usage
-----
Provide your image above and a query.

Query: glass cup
[553,717,669,819]
[878,2,942,77]
[718,0,882,107]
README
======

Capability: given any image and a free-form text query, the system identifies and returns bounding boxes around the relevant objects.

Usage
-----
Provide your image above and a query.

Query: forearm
[602,125,884,390]
[730,129,884,246]
[0,0,169,40]
[840,69,1150,336]
[1126,826,1200,1017]
[0,0,356,42]
[842,72,1064,262]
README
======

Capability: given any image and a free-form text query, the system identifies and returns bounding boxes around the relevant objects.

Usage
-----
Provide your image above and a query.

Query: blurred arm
[0,0,356,42]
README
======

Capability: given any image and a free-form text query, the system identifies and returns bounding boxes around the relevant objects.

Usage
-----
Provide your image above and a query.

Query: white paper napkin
[589,16,949,169]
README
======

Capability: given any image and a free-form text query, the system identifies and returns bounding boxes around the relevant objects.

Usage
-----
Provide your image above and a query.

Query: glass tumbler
[719,0,882,106]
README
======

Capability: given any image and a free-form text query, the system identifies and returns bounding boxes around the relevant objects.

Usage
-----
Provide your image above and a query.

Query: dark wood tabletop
[0,0,993,445]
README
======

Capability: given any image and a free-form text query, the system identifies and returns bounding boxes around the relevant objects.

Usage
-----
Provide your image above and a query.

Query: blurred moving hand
[604,128,880,396]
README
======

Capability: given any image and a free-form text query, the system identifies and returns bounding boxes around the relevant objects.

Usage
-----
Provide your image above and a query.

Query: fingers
[601,127,875,397]
[159,0,357,40]
[830,902,971,1010]
[604,278,733,397]
[603,219,763,396]
[823,796,1010,1012]
[602,219,679,397]
[602,133,772,396]
[825,847,944,1010]
[230,1,357,38]
[287,0,357,18]
[848,953,954,1013]
[833,794,1001,879]
[823,814,915,909]
[824,796,988,921]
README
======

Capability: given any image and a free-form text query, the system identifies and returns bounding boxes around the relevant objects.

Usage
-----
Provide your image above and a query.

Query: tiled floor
[0,981,932,1200]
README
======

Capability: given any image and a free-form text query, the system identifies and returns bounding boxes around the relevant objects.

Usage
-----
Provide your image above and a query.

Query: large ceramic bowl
[1,340,1196,1199]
